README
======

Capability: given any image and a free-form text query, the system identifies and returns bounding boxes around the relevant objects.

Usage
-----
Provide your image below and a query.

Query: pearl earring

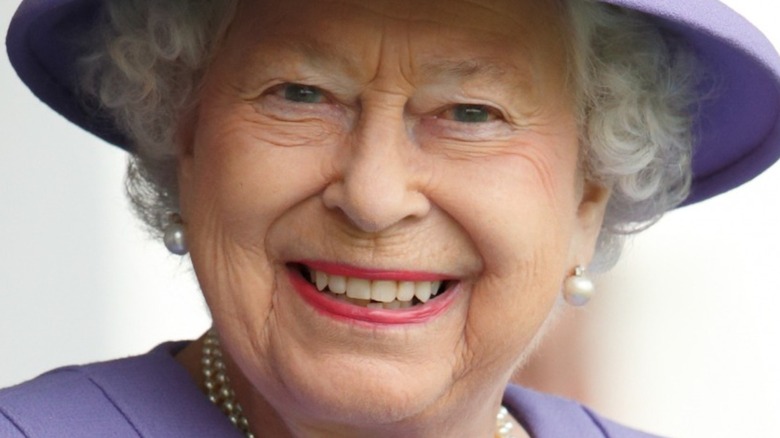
[163,213,188,255]
[563,265,594,306]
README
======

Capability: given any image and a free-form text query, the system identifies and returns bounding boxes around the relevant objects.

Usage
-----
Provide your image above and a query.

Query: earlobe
[578,180,611,223]
[176,148,195,218]
[175,104,199,158]
[572,180,611,263]
[174,106,199,218]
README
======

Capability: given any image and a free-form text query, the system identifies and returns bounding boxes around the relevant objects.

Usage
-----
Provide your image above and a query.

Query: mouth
[289,262,456,312]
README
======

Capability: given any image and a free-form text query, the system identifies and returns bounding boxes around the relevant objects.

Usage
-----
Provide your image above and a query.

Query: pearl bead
[163,222,188,255]
[563,273,595,306]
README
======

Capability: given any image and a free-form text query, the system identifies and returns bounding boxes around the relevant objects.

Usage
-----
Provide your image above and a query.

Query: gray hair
[78,0,698,271]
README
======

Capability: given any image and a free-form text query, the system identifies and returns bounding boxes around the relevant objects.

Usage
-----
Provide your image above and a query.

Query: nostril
[322,177,430,233]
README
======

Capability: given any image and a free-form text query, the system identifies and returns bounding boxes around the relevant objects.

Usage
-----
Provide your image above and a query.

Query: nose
[322,111,430,233]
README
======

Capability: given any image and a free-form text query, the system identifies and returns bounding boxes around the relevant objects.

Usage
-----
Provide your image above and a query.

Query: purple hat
[6,0,780,205]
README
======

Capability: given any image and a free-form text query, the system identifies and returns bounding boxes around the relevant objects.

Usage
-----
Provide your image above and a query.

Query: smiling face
[178,0,609,434]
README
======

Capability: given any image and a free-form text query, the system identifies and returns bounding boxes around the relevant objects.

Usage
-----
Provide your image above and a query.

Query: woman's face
[179,0,609,430]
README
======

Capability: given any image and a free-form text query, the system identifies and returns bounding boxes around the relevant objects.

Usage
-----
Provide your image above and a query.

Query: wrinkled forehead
[237,0,569,33]
[220,0,573,89]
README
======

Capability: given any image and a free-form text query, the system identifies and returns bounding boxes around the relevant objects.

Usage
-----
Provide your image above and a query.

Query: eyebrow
[267,39,527,84]
[417,59,521,82]
[273,39,364,75]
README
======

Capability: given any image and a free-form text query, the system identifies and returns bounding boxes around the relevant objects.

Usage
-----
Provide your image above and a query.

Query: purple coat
[0,343,659,437]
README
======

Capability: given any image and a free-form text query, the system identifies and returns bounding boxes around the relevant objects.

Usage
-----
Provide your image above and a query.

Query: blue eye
[450,104,496,123]
[282,84,325,103]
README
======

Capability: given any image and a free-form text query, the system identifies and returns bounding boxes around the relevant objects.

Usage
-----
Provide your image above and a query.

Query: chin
[266,350,454,427]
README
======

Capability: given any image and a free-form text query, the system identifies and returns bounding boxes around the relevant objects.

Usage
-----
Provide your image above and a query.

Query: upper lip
[294,260,455,282]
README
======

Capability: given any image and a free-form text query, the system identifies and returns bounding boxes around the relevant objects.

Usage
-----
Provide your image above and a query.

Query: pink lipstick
[288,262,459,325]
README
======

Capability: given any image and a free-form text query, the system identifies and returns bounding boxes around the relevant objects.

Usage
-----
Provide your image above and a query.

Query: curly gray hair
[78,0,699,271]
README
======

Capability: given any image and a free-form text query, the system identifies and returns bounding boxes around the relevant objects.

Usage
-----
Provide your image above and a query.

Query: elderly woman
[3,0,780,436]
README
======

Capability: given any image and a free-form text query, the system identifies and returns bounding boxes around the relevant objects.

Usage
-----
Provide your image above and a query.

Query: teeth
[346,278,371,300]
[329,275,347,294]
[397,281,415,301]
[384,300,401,309]
[316,271,328,291]
[414,281,432,303]
[306,268,448,308]
[371,280,398,303]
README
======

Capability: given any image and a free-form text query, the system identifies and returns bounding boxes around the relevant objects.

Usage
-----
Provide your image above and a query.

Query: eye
[278,83,326,104]
[444,104,502,124]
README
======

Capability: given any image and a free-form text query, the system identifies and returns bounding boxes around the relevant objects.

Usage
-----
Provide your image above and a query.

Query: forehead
[225,0,571,81]
[238,0,567,33]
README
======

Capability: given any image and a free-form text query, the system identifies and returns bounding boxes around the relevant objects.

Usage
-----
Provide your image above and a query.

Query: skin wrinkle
[273,183,480,276]
[456,261,541,408]
[230,7,548,109]
[417,60,519,89]
[225,23,553,146]
[326,90,432,233]
[305,204,474,274]
[185,103,287,366]
[455,223,573,417]
[414,50,543,121]
[174,0,610,436]
[112,0,684,264]
[246,114,342,149]
[312,0,509,34]
[233,41,369,96]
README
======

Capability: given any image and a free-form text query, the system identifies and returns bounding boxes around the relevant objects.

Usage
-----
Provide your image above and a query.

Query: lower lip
[288,270,459,325]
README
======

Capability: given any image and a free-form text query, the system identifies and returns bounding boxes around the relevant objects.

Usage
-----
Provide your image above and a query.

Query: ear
[569,179,611,267]
[173,105,199,219]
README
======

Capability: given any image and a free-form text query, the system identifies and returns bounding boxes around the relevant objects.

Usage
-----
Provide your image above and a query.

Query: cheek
[187,105,340,238]
[433,144,580,274]
[180,105,340,313]
[427,141,579,368]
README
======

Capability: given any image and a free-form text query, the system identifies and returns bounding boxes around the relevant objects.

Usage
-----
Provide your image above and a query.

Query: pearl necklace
[202,330,517,438]
[202,331,254,437]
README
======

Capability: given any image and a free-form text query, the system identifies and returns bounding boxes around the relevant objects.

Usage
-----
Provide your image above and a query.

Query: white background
[2,1,779,437]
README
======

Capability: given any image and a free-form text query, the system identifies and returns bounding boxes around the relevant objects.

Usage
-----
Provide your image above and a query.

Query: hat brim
[602,0,780,205]
[7,0,780,206]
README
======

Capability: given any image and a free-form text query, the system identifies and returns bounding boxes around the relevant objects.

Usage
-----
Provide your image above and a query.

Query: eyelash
[436,104,505,124]
[263,82,507,133]
[269,83,331,104]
